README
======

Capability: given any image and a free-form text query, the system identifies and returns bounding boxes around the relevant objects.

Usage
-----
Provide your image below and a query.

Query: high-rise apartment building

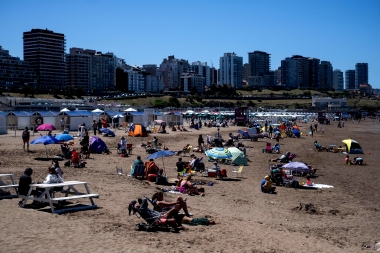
[291,55,320,89]
[345,70,355,90]
[66,48,116,91]
[219,52,243,88]
[23,29,66,90]
[319,61,333,90]
[180,72,204,93]
[333,69,344,91]
[243,63,250,82]
[142,64,163,93]
[281,58,298,89]
[159,55,190,89]
[191,61,210,87]
[0,46,37,89]
[248,51,270,77]
[355,63,368,89]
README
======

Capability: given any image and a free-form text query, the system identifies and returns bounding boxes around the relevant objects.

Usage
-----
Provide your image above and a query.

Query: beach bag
[156,176,168,185]
[64,161,71,167]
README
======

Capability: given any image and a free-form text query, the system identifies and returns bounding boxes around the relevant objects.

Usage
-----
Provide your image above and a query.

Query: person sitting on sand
[145,159,163,178]
[178,175,205,196]
[176,125,182,131]
[314,141,327,151]
[306,174,313,186]
[171,125,177,131]
[151,191,191,216]
[182,126,189,132]
[131,156,145,178]
[261,175,276,194]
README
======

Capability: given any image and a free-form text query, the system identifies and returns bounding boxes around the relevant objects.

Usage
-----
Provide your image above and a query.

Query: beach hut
[8,111,34,130]
[0,111,8,134]
[128,111,145,126]
[58,110,94,131]
[32,111,60,129]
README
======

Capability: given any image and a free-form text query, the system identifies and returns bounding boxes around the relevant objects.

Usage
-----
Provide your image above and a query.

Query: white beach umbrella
[125,108,137,112]
[60,108,70,112]
[92,108,104,113]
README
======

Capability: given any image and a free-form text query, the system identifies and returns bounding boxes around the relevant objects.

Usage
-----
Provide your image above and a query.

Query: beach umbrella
[124,108,137,112]
[55,134,74,142]
[99,128,115,137]
[342,139,363,154]
[112,114,124,118]
[92,108,104,113]
[147,150,176,177]
[282,162,311,174]
[60,108,70,112]
[36,123,56,131]
[227,147,248,166]
[30,135,59,157]
[205,147,232,159]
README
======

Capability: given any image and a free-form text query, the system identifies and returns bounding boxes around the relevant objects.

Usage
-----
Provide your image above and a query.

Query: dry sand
[1,119,380,253]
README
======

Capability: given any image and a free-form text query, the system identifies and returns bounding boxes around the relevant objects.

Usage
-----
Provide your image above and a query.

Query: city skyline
[1,0,379,88]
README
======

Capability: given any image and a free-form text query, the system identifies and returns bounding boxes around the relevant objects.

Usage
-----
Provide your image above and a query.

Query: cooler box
[220,169,227,177]
[208,169,217,177]
[147,174,157,182]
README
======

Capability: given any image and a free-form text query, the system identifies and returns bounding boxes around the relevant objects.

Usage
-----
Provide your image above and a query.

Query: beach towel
[302,183,333,189]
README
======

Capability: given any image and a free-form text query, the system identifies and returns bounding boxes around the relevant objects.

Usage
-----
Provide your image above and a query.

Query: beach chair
[265,142,272,153]
[232,166,243,177]
[128,198,176,232]
[127,144,133,155]
[183,146,192,156]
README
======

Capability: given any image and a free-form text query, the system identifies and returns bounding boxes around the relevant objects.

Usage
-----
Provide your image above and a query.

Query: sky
[1,0,380,88]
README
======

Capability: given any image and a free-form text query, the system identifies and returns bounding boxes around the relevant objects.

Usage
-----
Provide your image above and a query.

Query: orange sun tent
[128,124,148,137]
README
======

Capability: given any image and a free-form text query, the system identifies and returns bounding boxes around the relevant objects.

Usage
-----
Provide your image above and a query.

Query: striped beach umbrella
[205,147,232,159]
[227,147,248,166]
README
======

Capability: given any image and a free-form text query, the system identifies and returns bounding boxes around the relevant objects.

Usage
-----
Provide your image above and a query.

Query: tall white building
[180,72,204,93]
[219,52,243,88]
[333,69,344,91]
[126,67,145,93]
[159,55,190,89]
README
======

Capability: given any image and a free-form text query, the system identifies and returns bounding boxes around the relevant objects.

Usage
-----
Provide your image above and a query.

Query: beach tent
[89,136,107,153]
[0,111,7,134]
[128,124,148,137]
[342,139,364,154]
[227,147,248,166]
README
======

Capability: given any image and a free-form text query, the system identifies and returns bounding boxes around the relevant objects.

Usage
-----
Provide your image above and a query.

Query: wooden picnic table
[19,180,99,214]
[0,174,19,199]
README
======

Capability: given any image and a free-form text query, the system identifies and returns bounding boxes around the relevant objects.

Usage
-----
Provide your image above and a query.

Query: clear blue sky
[1,0,379,88]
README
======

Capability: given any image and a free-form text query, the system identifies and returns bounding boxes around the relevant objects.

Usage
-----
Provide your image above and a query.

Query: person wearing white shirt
[43,167,64,184]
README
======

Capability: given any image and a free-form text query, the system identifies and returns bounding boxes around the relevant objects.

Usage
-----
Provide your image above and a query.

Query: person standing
[60,118,65,131]
[97,119,103,133]
[22,127,30,151]
[92,120,97,135]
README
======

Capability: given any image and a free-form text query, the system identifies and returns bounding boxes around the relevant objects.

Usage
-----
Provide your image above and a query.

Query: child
[306,174,313,186]
[345,155,351,165]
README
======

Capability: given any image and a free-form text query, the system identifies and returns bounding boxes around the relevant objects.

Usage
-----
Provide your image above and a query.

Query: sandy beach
[1,119,380,253]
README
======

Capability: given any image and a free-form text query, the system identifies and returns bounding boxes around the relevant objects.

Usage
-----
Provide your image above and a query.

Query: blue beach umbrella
[147,150,176,176]
[30,135,59,157]
[99,128,115,137]
[55,134,74,142]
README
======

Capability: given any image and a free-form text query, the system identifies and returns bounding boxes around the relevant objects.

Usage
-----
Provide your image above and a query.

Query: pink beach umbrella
[36,123,56,131]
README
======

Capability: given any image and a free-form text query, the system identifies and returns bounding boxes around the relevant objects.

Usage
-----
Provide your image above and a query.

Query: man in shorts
[22,127,30,151]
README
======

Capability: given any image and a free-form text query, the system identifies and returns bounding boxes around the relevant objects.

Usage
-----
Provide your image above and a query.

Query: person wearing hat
[261,175,276,194]
[120,136,127,155]
[22,127,30,151]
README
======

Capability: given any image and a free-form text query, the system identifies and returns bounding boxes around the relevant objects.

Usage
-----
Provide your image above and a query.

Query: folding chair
[232,166,243,177]
[127,144,133,155]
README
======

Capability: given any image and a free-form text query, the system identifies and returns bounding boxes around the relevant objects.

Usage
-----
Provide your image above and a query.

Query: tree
[75,87,86,98]
[168,96,181,107]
